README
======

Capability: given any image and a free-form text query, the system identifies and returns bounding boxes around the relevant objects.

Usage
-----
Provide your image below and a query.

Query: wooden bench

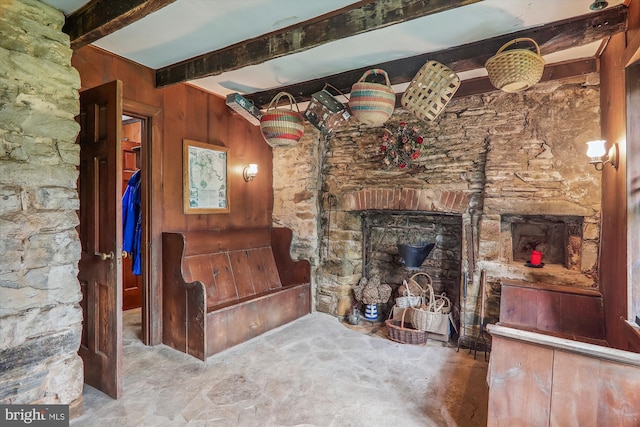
[162,227,311,360]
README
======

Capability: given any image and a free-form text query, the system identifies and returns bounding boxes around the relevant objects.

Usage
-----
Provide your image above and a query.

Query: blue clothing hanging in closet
[122,169,141,275]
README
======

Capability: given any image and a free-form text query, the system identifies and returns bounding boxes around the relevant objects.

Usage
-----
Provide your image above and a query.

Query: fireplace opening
[362,211,462,317]
[502,214,583,269]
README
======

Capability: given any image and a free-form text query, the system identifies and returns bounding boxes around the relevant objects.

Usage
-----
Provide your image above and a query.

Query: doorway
[120,109,154,346]
[122,98,162,348]
[121,114,144,313]
[78,82,161,399]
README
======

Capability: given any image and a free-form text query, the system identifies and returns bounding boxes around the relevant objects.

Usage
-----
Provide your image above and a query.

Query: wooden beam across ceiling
[155,0,483,88]
[388,58,598,104]
[64,0,177,50]
[451,58,598,99]
[386,57,598,104]
[245,4,627,107]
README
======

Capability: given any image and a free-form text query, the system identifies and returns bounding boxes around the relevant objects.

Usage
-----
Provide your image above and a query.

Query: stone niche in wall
[480,208,599,290]
[503,214,583,270]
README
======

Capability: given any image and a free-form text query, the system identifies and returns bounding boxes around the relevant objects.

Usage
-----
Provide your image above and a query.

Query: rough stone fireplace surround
[273,74,603,346]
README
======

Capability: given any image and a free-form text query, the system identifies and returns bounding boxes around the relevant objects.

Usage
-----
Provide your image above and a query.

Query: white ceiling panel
[40,0,624,98]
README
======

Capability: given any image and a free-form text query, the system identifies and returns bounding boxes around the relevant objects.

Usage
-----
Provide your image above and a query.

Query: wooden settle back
[174,228,283,309]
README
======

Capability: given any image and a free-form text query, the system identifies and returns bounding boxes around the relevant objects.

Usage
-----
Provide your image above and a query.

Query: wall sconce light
[243,164,258,181]
[586,139,618,170]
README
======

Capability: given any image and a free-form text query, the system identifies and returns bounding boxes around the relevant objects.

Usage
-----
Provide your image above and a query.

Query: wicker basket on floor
[407,272,445,333]
[386,306,429,345]
[434,292,451,314]
[395,280,422,308]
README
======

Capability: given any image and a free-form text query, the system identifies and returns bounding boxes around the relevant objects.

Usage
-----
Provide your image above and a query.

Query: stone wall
[272,126,323,308]
[273,74,602,343]
[0,0,83,409]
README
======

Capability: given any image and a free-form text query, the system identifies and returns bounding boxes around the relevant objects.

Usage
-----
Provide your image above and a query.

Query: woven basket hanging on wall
[259,92,305,147]
[349,69,396,126]
[485,37,545,93]
[401,60,460,121]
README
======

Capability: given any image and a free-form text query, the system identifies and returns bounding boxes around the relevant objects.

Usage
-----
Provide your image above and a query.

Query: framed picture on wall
[183,139,230,214]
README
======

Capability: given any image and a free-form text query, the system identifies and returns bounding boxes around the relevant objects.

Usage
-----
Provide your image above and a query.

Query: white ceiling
[42,0,624,98]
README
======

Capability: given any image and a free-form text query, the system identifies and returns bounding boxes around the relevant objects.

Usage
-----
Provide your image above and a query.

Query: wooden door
[77,80,124,399]
[121,131,143,310]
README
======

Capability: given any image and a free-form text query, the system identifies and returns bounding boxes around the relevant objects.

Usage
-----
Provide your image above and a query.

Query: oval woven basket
[349,69,395,126]
[260,92,305,147]
[485,37,545,93]
[386,306,429,345]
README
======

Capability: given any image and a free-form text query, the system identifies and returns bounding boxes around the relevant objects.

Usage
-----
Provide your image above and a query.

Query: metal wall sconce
[243,164,258,181]
[586,139,618,170]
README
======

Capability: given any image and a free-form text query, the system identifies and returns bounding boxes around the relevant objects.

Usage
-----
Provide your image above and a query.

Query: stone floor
[70,309,489,427]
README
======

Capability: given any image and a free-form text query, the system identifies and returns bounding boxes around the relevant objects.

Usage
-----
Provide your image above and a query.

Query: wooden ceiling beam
[155,0,482,88]
[244,5,627,107]
[451,58,598,99]
[64,0,177,50]
[390,58,598,104]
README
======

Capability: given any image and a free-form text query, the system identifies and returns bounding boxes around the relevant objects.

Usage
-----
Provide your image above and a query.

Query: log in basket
[485,37,545,93]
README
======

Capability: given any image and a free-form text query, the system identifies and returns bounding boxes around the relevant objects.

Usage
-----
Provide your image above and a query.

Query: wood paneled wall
[71,46,272,344]
[161,84,272,231]
[599,0,640,351]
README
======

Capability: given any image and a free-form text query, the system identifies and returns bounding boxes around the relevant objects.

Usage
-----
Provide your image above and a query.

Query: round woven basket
[485,38,545,93]
[349,69,395,126]
[260,92,305,147]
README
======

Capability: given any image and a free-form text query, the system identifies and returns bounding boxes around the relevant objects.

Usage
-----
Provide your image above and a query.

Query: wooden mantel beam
[64,0,177,50]
[155,0,482,88]
[244,5,627,107]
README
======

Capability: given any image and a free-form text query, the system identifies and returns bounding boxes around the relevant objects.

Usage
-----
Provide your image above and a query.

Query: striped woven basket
[349,69,395,126]
[260,92,305,147]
